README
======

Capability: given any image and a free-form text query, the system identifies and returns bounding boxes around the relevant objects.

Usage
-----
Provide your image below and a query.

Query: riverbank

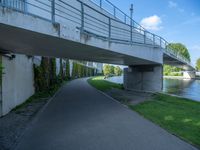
[164,76,200,80]
[88,76,200,149]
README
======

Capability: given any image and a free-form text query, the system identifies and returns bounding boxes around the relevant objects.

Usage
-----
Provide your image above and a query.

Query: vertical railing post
[144,31,146,44]
[124,15,126,24]
[130,4,133,43]
[153,34,155,46]
[100,0,102,8]
[114,7,116,18]
[1,0,6,7]
[160,37,162,48]
[51,0,55,22]
[108,17,111,41]
[130,21,133,43]
[81,2,84,32]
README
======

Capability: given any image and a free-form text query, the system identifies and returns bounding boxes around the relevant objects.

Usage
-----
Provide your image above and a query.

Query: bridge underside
[0,23,159,66]
[0,5,194,93]
[163,53,193,71]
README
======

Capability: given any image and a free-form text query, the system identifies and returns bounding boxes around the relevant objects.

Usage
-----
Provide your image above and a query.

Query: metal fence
[0,0,191,66]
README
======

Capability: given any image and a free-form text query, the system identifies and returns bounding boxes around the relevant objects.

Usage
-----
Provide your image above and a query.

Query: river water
[107,76,200,102]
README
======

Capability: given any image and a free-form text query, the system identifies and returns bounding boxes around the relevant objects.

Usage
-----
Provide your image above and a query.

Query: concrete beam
[0,6,163,66]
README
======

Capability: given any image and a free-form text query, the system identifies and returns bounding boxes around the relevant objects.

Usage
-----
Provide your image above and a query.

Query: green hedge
[72,62,95,78]
[164,72,183,76]
[34,57,63,92]
[34,58,96,92]
[65,59,70,80]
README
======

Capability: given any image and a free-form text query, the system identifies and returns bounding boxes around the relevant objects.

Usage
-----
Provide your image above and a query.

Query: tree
[167,43,191,62]
[65,59,70,79]
[114,66,123,76]
[110,65,115,75]
[164,43,191,76]
[196,58,200,71]
[103,64,111,76]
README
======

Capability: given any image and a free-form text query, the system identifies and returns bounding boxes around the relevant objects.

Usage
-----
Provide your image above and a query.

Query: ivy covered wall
[34,57,96,92]
[72,62,95,78]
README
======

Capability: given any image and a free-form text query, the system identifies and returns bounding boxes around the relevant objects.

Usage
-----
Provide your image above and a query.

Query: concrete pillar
[124,65,163,92]
[183,71,196,79]
[0,55,2,117]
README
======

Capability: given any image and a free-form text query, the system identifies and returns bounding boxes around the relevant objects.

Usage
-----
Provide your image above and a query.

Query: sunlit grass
[88,76,200,148]
[130,94,200,148]
[88,76,123,91]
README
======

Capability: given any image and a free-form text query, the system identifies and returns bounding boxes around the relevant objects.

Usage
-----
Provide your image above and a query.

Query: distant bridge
[0,0,195,91]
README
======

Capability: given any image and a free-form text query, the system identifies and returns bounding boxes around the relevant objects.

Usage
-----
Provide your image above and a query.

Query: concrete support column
[124,65,163,92]
[183,71,196,79]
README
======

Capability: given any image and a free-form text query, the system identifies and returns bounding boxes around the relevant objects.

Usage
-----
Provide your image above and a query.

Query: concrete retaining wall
[1,54,35,116]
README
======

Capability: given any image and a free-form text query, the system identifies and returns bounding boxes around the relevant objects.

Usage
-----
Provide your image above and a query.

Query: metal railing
[0,0,192,66]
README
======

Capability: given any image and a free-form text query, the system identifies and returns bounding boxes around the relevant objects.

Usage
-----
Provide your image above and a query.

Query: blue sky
[108,0,200,65]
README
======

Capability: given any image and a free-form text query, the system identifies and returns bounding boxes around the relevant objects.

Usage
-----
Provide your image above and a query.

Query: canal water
[107,76,200,102]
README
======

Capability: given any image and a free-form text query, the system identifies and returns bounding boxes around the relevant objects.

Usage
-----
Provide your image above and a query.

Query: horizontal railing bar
[0,0,191,67]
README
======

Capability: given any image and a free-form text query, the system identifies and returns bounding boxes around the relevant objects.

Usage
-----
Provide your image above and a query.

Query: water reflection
[107,76,200,102]
[163,79,200,101]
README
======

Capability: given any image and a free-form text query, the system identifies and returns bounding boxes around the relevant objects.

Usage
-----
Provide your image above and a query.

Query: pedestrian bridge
[0,0,195,91]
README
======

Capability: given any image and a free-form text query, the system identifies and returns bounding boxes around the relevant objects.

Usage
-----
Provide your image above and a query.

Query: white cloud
[168,1,177,8]
[140,15,162,31]
[168,1,185,13]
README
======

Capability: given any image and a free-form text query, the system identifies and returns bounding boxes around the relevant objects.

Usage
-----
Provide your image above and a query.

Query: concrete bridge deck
[0,0,195,92]
[0,0,194,69]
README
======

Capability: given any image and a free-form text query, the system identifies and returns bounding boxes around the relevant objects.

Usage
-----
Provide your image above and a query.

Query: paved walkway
[16,78,197,150]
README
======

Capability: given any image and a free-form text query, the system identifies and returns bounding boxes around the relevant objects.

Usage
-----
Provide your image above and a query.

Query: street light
[130,4,134,42]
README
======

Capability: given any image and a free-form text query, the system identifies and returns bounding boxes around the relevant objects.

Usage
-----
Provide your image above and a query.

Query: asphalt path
[15,78,197,150]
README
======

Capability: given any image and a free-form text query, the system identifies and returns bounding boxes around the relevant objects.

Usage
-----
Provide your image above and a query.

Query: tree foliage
[164,65,182,76]
[72,62,95,78]
[103,64,111,76]
[114,66,123,76]
[164,43,191,76]
[65,59,70,79]
[110,66,115,75]
[103,64,123,77]
[196,58,200,71]
[167,43,191,62]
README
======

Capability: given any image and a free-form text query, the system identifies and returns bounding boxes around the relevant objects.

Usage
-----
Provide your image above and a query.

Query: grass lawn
[88,76,123,91]
[129,94,200,148]
[88,76,200,148]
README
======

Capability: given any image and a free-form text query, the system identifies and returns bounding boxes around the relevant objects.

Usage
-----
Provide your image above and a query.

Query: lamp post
[130,4,134,43]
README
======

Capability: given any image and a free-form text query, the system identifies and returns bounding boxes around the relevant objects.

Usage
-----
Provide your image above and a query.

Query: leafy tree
[110,65,115,75]
[196,58,200,71]
[164,65,182,76]
[65,59,70,79]
[167,43,191,62]
[164,43,191,76]
[114,66,123,76]
[103,64,111,76]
